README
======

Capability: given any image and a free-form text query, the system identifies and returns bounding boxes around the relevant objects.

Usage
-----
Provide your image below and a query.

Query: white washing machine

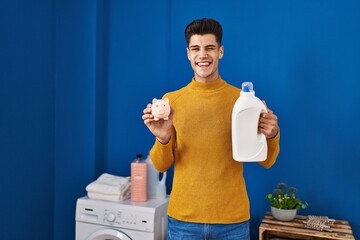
[76,196,169,240]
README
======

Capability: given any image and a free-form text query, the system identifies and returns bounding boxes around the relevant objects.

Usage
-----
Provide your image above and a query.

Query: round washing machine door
[86,228,132,240]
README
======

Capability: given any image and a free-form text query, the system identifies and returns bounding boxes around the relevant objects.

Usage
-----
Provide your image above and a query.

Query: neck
[194,74,220,83]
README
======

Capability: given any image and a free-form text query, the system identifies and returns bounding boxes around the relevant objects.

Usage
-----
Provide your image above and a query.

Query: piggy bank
[151,98,170,121]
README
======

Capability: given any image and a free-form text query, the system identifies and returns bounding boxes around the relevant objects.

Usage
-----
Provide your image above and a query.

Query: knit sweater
[149,77,280,224]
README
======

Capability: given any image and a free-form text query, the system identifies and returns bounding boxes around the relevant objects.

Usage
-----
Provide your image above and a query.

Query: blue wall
[0,0,55,239]
[1,0,359,239]
[54,0,98,239]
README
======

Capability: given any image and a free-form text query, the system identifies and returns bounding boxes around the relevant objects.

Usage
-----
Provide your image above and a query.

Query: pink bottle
[131,154,147,202]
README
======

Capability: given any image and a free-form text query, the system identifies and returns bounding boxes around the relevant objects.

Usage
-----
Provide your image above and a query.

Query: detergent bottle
[145,155,167,199]
[131,154,147,202]
[232,82,268,162]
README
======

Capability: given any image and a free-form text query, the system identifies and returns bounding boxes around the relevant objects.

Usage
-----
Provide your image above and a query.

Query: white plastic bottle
[232,82,268,162]
[145,155,167,199]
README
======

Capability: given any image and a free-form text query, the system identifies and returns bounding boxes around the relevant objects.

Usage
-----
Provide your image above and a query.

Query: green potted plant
[266,183,308,221]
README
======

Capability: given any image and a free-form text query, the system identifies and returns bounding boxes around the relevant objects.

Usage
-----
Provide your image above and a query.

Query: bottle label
[131,162,147,202]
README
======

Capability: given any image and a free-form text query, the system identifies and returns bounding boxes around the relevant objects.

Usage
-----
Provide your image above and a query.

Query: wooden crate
[259,212,355,240]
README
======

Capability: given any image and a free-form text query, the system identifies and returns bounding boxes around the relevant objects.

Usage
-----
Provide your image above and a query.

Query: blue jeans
[167,216,250,240]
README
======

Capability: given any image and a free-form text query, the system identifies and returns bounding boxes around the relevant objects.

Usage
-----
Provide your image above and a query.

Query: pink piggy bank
[151,98,170,121]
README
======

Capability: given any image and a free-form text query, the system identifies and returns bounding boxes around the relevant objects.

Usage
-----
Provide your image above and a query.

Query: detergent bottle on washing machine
[232,82,268,162]
[131,154,147,202]
[145,155,167,199]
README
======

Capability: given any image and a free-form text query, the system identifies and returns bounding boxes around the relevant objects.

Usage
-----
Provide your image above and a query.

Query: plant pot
[270,206,297,221]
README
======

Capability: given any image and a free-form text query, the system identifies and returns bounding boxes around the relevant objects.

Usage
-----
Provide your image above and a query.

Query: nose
[199,49,208,59]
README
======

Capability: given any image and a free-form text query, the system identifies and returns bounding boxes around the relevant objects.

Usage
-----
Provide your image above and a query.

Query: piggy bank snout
[157,109,166,114]
[153,105,168,114]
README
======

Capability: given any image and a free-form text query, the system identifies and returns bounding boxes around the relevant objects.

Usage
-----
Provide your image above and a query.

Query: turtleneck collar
[188,76,226,91]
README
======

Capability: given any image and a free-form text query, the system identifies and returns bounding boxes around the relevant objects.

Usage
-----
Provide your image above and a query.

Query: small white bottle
[232,82,268,162]
[145,155,167,199]
[131,154,147,202]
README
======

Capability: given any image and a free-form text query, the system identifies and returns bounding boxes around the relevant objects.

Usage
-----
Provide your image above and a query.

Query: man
[142,18,280,240]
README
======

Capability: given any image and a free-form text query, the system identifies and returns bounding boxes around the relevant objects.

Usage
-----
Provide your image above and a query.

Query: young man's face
[187,34,224,83]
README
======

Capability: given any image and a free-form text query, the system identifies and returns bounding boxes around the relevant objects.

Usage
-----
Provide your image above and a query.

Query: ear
[152,98,158,104]
[219,45,224,59]
[163,98,169,103]
[186,47,190,61]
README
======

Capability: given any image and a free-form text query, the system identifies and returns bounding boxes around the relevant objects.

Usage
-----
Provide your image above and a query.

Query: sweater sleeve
[259,130,280,169]
[149,127,176,173]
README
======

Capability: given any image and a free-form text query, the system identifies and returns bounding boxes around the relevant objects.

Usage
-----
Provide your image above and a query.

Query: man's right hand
[142,103,174,144]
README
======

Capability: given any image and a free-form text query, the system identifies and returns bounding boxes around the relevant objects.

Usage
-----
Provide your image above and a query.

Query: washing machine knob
[106,212,116,222]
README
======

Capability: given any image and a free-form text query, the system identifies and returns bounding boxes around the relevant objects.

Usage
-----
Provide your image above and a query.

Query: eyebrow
[189,44,217,49]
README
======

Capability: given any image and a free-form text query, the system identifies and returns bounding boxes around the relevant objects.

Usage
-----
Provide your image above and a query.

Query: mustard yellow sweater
[150,77,280,224]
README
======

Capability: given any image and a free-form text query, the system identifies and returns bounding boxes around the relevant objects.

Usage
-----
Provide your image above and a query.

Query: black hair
[184,18,223,46]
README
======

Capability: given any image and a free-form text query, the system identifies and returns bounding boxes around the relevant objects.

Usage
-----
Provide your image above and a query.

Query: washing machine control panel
[103,209,154,232]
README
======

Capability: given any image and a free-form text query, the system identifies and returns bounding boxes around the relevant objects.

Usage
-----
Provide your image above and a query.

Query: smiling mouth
[197,62,211,67]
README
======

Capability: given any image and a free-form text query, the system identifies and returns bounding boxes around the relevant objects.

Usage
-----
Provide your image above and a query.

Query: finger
[259,119,278,130]
[260,113,271,121]
[261,111,277,120]
[258,116,277,129]
[259,122,276,132]
[259,119,279,136]
[142,113,152,120]
[143,103,152,113]
[144,118,154,126]
[258,125,276,138]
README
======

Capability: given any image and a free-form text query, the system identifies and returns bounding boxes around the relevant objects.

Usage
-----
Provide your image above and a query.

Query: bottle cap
[241,82,253,92]
[135,154,143,162]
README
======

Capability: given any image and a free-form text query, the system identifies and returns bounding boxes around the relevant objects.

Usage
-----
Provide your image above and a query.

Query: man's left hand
[258,100,279,139]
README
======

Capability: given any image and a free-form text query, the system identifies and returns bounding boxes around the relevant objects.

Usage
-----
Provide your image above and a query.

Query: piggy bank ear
[163,98,169,104]
[152,98,158,104]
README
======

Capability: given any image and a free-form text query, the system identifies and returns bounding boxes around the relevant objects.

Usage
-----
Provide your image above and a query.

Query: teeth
[197,62,210,67]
